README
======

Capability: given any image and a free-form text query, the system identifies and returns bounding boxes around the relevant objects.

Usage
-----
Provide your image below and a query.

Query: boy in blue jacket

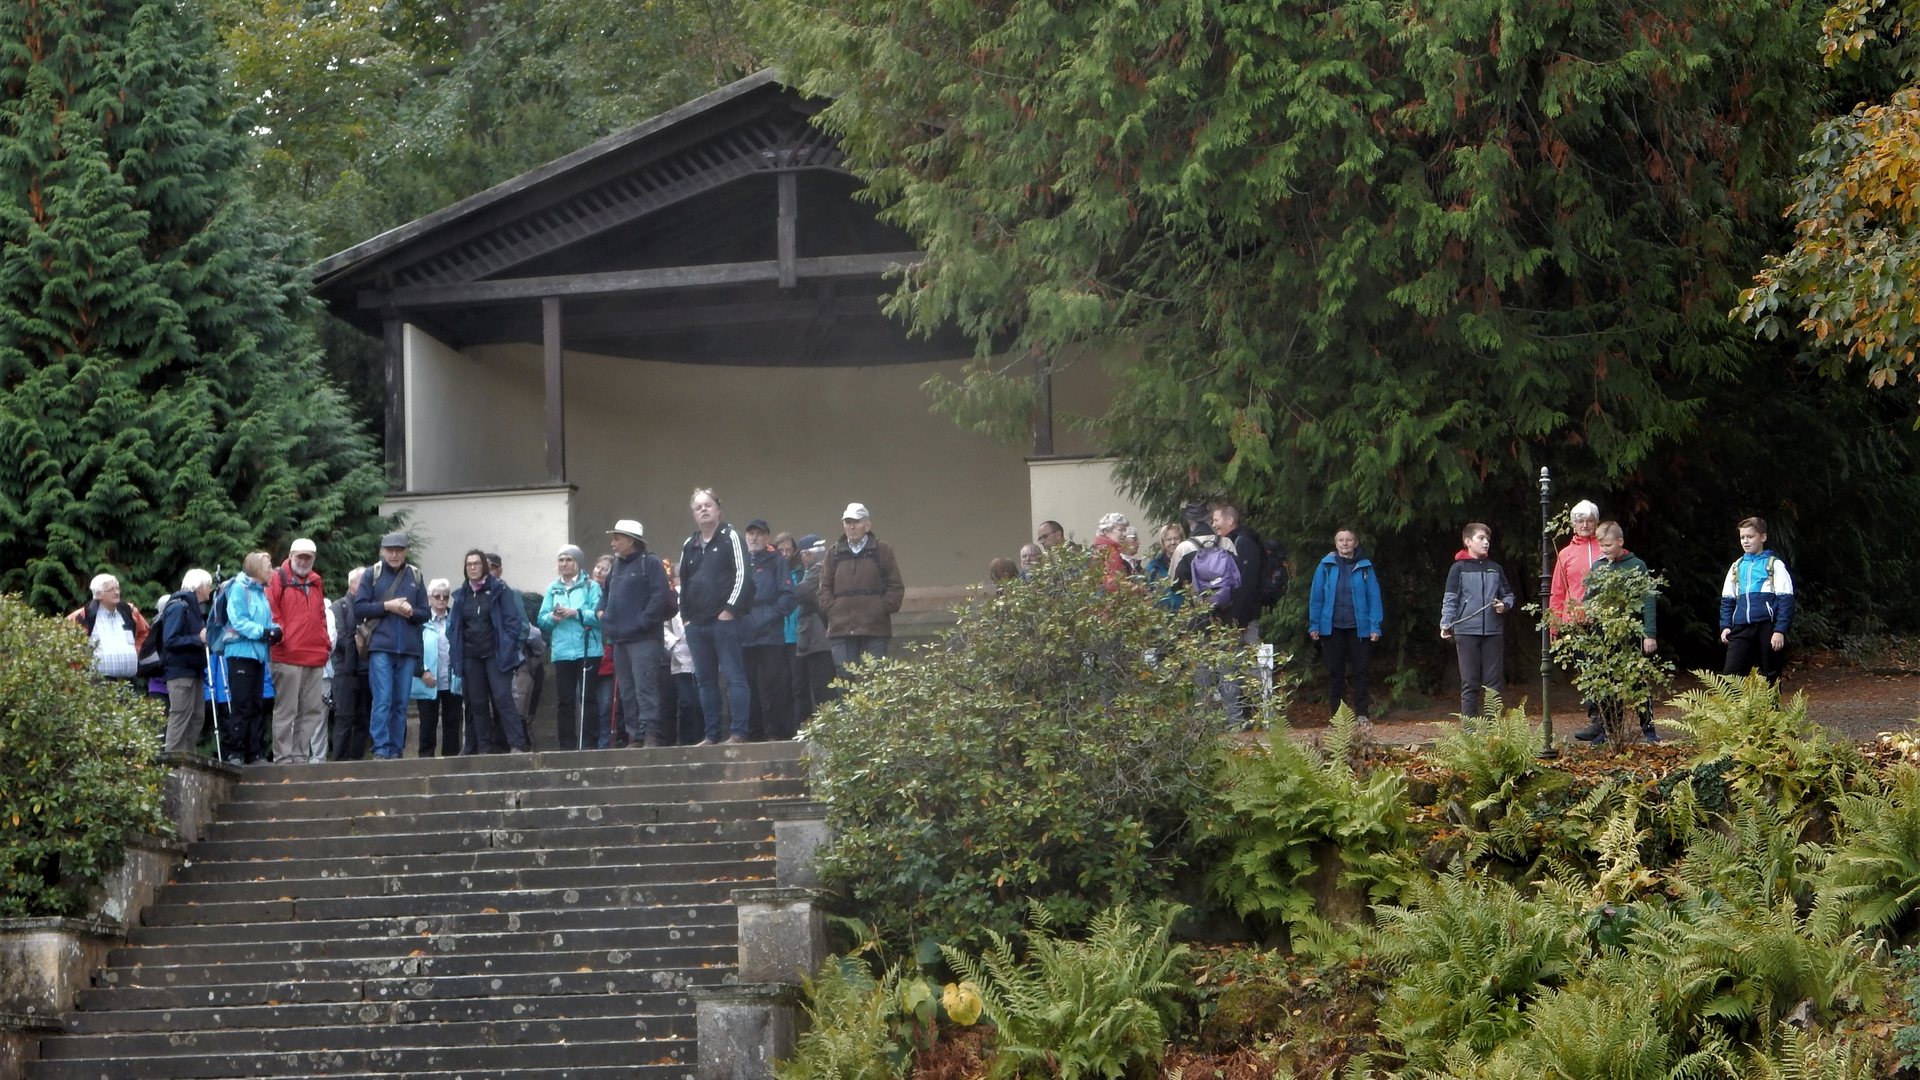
[1307,529,1383,723]
[1719,516,1794,685]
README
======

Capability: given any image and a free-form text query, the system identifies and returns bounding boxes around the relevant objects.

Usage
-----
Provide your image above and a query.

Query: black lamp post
[1539,467,1558,758]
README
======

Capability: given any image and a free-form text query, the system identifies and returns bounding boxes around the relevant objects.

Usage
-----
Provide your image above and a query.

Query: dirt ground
[1284,649,1920,747]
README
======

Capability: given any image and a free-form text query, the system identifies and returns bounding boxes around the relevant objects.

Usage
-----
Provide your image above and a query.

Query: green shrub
[0,594,170,917]
[805,556,1246,948]
[1667,673,1865,816]
[1200,707,1411,929]
[1539,565,1674,745]
[939,902,1189,1080]
[1820,764,1920,941]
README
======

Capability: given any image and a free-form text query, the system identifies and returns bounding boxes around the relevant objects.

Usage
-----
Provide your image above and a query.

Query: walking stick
[205,649,224,762]
[577,661,587,751]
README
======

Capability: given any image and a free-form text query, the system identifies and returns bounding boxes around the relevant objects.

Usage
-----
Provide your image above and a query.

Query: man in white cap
[603,519,672,747]
[267,538,330,764]
[818,502,905,676]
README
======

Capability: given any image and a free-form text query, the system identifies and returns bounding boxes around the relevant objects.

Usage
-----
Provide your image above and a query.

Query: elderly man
[1017,543,1044,578]
[819,503,905,676]
[602,519,671,748]
[159,569,215,752]
[740,519,797,740]
[68,573,150,686]
[267,538,330,764]
[352,533,430,760]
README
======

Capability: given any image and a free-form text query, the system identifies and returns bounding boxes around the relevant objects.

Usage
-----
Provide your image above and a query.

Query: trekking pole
[205,650,223,762]
[577,661,587,751]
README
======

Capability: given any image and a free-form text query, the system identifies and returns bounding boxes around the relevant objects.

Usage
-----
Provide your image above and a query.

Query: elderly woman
[158,569,215,752]
[1092,512,1131,588]
[539,544,603,751]
[219,553,280,765]
[413,579,464,757]
[68,573,151,686]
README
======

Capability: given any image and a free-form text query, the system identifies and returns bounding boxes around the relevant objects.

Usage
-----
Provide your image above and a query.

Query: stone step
[77,965,731,1012]
[41,1011,699,1059]
[127,904,736,948]
[176,839,772,885]
[199,797,794,841]
[96,944,733,988]
[140,878,764,925]
[244,741,804,785]
[187,819,773,864]
[228,759,806,802]
[110,922,730,970]
[216,778,808,821]
[158,858,762,904]
[26,1035,696,1079]
[64,990,700,1035]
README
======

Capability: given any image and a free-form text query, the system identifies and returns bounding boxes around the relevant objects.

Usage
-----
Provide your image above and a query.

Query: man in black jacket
[602,519,671,747]
[740,520,798,741]
[1208,501,1265,723]
[160,569,214,753]
[328,567,374,761]
[680,488,755,744]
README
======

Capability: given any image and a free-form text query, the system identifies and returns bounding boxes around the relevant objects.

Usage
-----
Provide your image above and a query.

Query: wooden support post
[777,173,798,289]
[1032,355,1055,457]
[383,315,406,490]
[543,297,566,484]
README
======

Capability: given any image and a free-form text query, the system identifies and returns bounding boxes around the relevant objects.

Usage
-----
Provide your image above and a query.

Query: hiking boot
[1640,722,1661,743]
[1572,719,1606,741]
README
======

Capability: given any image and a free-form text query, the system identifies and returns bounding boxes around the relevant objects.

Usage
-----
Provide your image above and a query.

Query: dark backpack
[1257,538,1291,607]
[1191,545,1242,607]
[204,579,236,656]
[135,603,166,678]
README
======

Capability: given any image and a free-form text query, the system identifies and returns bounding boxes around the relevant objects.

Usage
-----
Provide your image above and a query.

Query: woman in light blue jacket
[538,546,603,750]
[413,581,465,757]
[220,553,279,764]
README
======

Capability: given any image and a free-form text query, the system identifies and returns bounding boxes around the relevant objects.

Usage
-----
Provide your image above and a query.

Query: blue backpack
[204,579,236,656]
[1191,544,1242,607]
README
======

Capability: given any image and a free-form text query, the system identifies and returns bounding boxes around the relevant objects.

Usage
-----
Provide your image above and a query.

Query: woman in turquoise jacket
[538,545,603,750]
[220,553,279,764]
[413,588,466,756]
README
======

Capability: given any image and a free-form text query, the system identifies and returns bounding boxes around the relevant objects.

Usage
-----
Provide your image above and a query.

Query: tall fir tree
[0,0,387,612]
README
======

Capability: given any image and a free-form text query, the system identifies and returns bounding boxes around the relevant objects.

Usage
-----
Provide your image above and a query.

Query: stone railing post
[761,799,829,889]
[159,752,241,843]
[0,917,124,1080]
[691,983,801,1080]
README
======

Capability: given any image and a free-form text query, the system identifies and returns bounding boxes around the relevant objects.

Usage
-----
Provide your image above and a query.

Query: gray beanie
[558,544,587,566]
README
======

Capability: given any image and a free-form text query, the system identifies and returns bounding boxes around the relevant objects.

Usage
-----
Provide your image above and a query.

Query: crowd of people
[68,490,905,764]
[1000,500,1795,743]
[67,488,1795,760]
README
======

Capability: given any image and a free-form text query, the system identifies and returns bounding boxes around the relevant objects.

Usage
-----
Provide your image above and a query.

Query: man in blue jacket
[449,547,530,754]
[741,519,798,741]
[1307,529,1384,723]
[353,533,431,759]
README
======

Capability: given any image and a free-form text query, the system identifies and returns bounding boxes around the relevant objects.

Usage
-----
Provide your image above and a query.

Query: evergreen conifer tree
[0,0,387,612]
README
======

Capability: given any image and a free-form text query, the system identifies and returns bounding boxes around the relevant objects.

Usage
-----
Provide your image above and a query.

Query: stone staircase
[27,743,809,1080]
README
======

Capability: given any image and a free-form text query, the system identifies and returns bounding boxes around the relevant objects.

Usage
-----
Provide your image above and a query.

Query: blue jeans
[686,618,751,740]
[367,651,417,759]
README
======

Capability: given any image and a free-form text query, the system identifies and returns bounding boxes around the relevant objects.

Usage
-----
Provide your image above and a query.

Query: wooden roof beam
[358,252,922,310]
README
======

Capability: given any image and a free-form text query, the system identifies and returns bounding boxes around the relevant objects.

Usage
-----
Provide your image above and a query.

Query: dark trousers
[224,658,267,764]
[1322,628,1373,719]
[688,619,752,740]
[794,649,834,723]
[611,638,665,744]
[746,643,797,740]
[595,668,617,748]
[553,658,597,750]
[1724,623,1784,684]
[670,672,705,745]
[1453,634,1505,719]
[464,656,530,752]
[417,690,462,757]
[330,671,371,761]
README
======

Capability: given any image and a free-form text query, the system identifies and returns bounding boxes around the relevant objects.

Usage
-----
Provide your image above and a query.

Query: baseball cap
[289,538,317,555]
[798,534,823,550]
[745,519,771,533]
[842,503,870,521]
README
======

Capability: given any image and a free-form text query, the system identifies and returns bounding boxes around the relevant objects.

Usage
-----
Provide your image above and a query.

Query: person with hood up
[1719,516,1794,684]
[1573,521,1662,744]
[266,538,330,764]
[1439,523,1517,719]
[539,544,604,750]
[740,520,797,740]
[1307,529,1384,723]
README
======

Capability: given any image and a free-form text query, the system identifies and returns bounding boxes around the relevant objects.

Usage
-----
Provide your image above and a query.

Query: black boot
[1572,718,1606,741]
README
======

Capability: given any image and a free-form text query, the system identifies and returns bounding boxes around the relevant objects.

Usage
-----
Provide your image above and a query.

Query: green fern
[1667,674,1865,815]
[1430,694,1543,806]
[938,902,1189,1080]
[1741,1024,1872,1080]
[779,958,908,1080]
[1201,706,1412,929]
[1820,763,1920,941]
[1373,872,1585,1070]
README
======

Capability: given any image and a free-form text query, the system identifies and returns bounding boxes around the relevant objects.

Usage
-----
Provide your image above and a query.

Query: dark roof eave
[309,69,788,289]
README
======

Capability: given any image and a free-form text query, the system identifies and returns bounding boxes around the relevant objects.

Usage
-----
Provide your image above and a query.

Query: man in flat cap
[352,532,431,759]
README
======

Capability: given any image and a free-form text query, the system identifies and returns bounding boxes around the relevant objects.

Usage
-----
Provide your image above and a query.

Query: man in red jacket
[267,538,330,764]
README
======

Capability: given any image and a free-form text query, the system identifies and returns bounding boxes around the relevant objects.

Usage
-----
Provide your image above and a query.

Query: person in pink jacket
[1548,500,1604,624]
